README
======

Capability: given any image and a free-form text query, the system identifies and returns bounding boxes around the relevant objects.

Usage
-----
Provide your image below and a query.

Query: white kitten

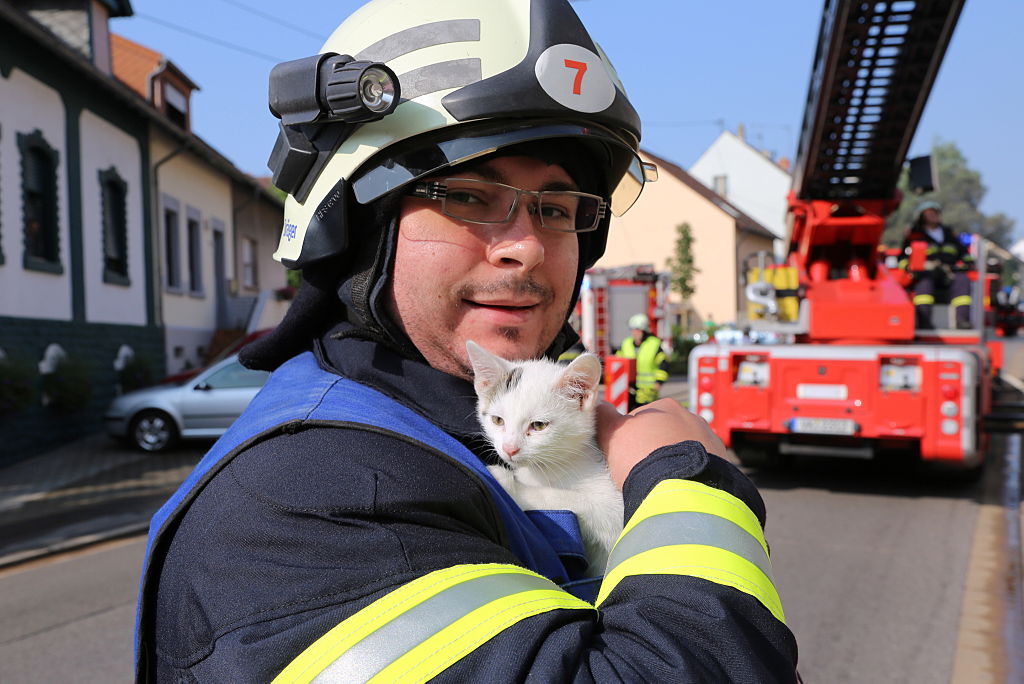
[466,340,624,576]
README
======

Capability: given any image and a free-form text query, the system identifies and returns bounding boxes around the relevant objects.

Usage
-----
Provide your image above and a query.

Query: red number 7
[564,59,588,95]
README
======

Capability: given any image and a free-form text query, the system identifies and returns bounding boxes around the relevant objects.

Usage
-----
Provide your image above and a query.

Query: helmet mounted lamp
[267,53,401,200]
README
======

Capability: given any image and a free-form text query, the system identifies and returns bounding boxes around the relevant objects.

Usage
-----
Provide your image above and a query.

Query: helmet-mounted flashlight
[267,53,401,200]
[269,53,401,125]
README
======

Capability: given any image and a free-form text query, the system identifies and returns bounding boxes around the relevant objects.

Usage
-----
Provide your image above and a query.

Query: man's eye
[491,415,504,426]
[446,190,488,205]
[529,420,548,431]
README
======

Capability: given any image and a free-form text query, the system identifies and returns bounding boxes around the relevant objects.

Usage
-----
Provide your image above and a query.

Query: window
[187,214,203,295]
[241,237,257,289]
[18,130,62,274]
[99,167,129,284]
[163,200,181,291]
[712,174,728,198]
[202,359,270,390]
[163,81,188,129]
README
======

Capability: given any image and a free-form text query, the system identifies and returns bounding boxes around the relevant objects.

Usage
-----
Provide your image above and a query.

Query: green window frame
[18,129,63,274]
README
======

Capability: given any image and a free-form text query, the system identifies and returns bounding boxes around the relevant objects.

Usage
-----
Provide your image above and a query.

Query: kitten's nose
[503,444,520,459]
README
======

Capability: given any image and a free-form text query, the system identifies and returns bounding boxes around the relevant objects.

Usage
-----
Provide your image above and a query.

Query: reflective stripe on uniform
[913,294,935,305]
[950,295,972,307]
[273,564,594,684]
[595,479,785,623]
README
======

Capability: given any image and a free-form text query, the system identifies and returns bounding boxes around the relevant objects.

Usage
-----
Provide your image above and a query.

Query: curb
[0,520,149,571]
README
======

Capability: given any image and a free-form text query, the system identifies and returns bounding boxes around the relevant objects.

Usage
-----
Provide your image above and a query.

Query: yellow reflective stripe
[620,480,768,557]
[897,259,909,269]
[950,295,972,307]
[595,480,784,622]
[274,564,592,684]
[597,545,785,623]
[369,589,590,682]
[913,294,935,305]
[941,245,959,254]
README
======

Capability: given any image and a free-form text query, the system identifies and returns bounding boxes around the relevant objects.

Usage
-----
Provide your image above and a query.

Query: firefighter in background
[899,200,974,329]
[616,313,669,409]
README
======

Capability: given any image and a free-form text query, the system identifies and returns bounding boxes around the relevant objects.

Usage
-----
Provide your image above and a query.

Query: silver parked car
[104,354,271,452]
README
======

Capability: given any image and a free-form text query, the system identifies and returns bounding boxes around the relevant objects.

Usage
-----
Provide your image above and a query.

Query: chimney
[779,157,792,172]
[736,123,746,141]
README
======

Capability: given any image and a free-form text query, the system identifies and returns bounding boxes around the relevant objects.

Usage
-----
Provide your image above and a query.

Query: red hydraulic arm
[785,0,964,343]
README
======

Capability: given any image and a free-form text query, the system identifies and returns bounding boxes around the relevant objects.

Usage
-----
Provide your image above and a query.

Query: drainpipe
[150,141,189,326]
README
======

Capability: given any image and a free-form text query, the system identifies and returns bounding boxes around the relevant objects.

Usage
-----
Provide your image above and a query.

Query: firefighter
[134,1,798,681]
[616,313,669,409]
[899,200,974,329]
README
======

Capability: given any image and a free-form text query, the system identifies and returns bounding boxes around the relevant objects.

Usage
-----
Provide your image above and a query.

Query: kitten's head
[466,341,602,469]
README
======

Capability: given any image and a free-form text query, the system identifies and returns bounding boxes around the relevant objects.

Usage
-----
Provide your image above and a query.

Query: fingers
[596,399,725,488]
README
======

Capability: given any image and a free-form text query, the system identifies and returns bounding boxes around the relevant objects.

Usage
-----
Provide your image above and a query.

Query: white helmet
[266,0,654,270]
[628,313,649,331]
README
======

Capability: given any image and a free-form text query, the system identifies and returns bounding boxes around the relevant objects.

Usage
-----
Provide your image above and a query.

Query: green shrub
[118,355,155,393]
[0,356,36,417]
[41,356,93,413]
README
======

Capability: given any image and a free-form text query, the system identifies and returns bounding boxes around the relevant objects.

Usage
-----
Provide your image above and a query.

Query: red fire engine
[689,0,999,471]
[577,264,671,359]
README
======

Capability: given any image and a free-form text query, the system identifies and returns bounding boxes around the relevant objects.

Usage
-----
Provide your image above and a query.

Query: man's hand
[596,399,726,489]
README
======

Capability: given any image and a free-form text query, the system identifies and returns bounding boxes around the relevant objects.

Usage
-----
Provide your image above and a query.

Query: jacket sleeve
[154,429,797,683]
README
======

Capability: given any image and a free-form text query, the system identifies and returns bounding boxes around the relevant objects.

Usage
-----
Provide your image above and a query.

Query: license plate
[789,417,858,435]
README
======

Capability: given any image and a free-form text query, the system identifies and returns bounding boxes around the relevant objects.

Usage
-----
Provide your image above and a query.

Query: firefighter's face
[387,156,579,380]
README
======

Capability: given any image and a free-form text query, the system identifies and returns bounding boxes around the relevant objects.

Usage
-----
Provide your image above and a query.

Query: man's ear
[556,353,602,409]
[466,341,511,397]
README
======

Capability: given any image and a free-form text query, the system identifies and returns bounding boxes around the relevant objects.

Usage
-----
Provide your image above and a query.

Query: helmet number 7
[564,59,588,95]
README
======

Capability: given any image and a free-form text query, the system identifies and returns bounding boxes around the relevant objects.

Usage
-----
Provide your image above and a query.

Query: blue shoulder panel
[136,353,593,670]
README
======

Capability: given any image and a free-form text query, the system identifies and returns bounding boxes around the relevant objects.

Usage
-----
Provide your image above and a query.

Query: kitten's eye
[529,421,549,432]
[491,415,504,426]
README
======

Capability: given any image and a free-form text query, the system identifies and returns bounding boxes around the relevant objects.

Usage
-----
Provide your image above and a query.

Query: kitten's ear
[557,353,602,408]
[466,341,511,395]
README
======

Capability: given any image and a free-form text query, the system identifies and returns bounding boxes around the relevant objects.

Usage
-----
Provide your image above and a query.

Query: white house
[690,128,793,254]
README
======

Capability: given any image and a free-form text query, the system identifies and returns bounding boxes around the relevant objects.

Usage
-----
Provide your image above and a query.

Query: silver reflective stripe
[311,571,555,683]
[604,511,774,581]
[356,19,481,63]
[396,58,483,101]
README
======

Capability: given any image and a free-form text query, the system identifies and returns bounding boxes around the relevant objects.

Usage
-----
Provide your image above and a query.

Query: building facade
[0,1,285,463]
[689,128,793,253]
[598,150,776,332]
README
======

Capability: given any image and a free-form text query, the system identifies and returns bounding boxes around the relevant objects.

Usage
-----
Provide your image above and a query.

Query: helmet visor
[350,120,653,217]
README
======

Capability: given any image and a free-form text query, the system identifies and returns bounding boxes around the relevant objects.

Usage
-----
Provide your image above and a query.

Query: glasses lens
[442,179,517,223]
[536,193,602,232]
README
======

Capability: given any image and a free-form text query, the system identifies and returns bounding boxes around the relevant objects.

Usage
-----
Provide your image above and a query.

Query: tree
[883,139,1016,248]
[666,222,699,300]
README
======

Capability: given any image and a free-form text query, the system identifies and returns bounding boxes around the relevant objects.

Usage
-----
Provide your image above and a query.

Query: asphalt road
[1,437,1017,682]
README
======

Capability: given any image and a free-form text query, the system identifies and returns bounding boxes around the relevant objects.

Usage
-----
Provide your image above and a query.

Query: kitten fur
[466,340,624,576]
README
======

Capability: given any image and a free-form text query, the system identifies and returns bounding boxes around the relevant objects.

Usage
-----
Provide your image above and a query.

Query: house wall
[597,152,742,328]
[153,133,233,373]
[690,130,792,244]
[80,108,146,325]
[0,67,72,321]
[0,19,162,464]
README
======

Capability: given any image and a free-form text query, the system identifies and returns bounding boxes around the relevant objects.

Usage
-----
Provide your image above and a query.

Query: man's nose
[487,200,545,270]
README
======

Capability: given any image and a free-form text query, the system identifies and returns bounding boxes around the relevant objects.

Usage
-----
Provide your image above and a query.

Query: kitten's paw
[487,464,514,488]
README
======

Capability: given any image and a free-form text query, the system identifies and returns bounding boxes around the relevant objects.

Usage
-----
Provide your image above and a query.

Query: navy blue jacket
[137,324,797,682]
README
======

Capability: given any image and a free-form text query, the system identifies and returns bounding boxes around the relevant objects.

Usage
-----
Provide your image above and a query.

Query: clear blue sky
[113,0,1022,238]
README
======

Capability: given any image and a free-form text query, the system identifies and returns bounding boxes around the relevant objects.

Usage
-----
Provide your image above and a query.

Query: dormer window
[162,81,189,129]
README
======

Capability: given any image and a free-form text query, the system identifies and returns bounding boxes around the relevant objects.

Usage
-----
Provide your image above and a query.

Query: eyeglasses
[408,178,608,233]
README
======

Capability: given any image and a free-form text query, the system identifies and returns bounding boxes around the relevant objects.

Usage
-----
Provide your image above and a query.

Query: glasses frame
[409,178,608,233]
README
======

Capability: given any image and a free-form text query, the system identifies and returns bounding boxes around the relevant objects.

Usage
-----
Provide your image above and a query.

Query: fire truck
[689,0,999,471]
[577,264,671,358]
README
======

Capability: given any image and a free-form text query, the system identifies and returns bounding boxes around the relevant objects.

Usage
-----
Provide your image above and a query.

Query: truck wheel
[130,410,178,452]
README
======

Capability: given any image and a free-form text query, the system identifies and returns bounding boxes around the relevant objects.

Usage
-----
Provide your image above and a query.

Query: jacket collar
[315,322,492,457]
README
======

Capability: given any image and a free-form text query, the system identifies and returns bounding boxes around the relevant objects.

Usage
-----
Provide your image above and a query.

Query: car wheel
[130,410,178,452]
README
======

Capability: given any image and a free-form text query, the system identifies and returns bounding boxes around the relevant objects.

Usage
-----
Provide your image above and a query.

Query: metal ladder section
[791,0,965,201]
